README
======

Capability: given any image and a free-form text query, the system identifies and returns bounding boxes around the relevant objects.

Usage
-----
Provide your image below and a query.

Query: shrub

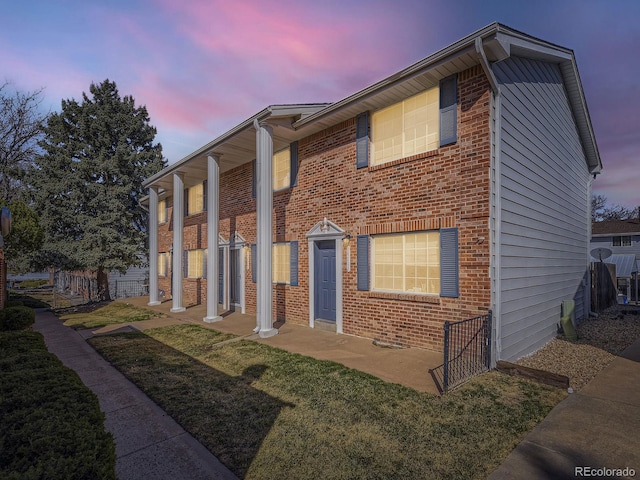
[0,331,116,479]
[0,306,35,331]
[4,300,24,308]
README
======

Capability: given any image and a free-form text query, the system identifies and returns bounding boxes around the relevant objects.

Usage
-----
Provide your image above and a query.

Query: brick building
[144,23,601,362]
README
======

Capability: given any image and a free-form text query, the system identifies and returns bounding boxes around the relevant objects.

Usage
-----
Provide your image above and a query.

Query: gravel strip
[516,306,640,390]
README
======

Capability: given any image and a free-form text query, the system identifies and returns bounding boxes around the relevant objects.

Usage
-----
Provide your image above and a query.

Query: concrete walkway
[33,309,238,480]
[489,338,640,479]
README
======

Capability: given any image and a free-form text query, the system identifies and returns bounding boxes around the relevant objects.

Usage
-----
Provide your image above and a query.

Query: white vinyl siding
[371,87,439,165]
[372,232,439,294]
[273,147,290,191]
[494,56,591,362]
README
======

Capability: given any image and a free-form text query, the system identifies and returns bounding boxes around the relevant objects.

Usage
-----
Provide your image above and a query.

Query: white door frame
[306,218,344,334]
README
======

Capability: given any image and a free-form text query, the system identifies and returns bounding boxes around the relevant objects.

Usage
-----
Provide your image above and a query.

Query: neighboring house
[591,219,640,302]
[143,23,601,363]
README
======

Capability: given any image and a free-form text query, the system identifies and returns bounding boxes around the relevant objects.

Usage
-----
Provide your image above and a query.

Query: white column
[254,120,277,338]
[148,187,161,306]
[204,155,222,322]
[171,173,186,312]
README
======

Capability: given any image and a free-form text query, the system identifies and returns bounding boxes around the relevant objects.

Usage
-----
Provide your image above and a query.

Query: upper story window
[372,231,440,295]
[613,236,632,247]
[187,183,205,215]
[273,147,291,192]
[371,87,439,166]
[158,199,168,223]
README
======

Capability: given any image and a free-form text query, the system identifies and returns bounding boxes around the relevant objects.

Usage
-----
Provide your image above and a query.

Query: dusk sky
[2,0,638,208]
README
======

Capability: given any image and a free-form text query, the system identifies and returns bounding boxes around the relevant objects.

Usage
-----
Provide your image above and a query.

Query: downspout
[476,37,503,364]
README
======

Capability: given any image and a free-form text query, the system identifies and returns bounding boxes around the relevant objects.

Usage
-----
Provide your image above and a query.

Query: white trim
[170,173,186,313]
[147,187,161,306]
[231,231,247,314]
[489,89,502,364]
[255,121,277,338]
[204,155,222,322]
[306,219,345,334]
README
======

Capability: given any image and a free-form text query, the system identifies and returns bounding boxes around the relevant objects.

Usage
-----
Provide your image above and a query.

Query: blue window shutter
[251,159,256,198]
[440,228,459,297]
[165,198,169,222]
[290,141,299,187]
[203,180,207,212]
[202,249,207,279]
[290,241,298,286]
[184,188,189,216]
[251,244,257,283]
[357,235,370,291]
[439,74,457,147]
[183,250,188,278]
[356,112,369,169]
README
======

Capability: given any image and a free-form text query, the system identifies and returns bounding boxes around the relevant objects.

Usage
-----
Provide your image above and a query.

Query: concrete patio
[88,296,444,395]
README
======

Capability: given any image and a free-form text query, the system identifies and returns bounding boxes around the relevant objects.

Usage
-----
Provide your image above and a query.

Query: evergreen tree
[31,80,165,299]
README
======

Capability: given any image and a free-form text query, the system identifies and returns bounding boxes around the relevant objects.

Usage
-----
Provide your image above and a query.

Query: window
[158,253,169,276]
[273,243,291,284]
[372,232,440,294]
[273,147,291,191]
[371,87,439,166]
[158,199,167,223]
[187,249,206,278]
[187,183,204,215]
[613,236,632,247]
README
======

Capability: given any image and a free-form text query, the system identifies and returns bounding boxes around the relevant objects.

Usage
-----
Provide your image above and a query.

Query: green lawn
[59,301,167,330]
[89,324,566,480]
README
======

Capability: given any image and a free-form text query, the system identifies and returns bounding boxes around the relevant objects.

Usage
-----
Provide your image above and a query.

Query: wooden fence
[591,262,617,312]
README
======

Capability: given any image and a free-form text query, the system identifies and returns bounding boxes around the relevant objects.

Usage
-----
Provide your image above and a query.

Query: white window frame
[371,86,439,166]
[158,252,169,277]
[371,231,440,295]
[613,235,632,247]
[158,199,167,223]
[187,183,205,215]
[187,248,206,279]
[273,147,291,192]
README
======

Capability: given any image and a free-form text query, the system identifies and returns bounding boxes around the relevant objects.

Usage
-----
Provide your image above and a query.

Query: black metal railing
[430,310,492,393]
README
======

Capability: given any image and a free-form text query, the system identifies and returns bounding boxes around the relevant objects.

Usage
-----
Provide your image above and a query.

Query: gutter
[475,37,499,94]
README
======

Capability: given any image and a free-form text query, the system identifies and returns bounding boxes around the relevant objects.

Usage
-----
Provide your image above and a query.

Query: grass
[89,324,566,479]
[59,301,167,330]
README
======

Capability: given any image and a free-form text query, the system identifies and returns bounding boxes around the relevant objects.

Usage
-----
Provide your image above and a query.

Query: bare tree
[0,82,48,202]
[592,194,637,222]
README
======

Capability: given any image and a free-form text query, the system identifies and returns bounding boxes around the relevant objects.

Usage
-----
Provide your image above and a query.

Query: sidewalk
[489,338,640,479]
[33,309,238,480]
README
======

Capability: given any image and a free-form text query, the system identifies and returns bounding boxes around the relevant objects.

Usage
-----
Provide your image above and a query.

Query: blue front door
[314,240,336,322]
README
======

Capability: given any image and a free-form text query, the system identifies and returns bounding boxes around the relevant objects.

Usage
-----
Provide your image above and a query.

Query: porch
[117,296,442,394]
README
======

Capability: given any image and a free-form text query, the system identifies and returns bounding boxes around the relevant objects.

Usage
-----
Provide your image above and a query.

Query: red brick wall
[156,65,492,351]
